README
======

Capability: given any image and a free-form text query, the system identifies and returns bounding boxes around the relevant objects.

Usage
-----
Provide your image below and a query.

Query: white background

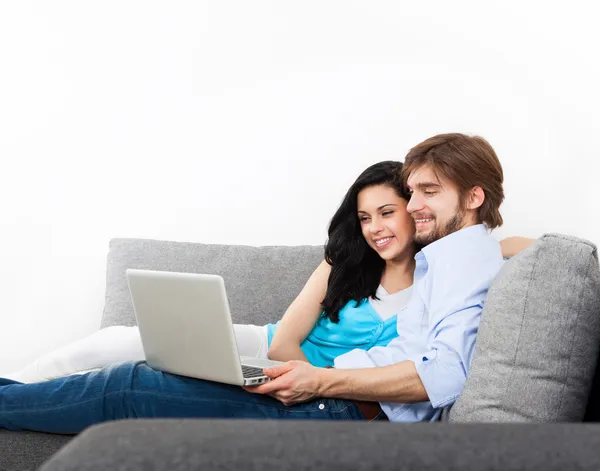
[1,1,598,374]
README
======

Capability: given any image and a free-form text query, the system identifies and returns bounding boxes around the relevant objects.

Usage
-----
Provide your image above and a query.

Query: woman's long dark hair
[321,161,409,322]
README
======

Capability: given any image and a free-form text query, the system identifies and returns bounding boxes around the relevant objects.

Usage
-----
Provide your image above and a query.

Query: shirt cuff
[409,349,464,409]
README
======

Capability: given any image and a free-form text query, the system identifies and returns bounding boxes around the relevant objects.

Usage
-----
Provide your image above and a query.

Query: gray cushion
[41,419,600,471]
[0,430,72,471]
[101,238,323,328]
[450,233,600,422]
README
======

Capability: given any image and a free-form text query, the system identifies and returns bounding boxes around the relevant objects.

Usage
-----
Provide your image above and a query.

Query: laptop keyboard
[242,365,266,378]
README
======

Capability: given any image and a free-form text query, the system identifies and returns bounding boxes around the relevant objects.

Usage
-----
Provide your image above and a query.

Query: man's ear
[466,186,485,210]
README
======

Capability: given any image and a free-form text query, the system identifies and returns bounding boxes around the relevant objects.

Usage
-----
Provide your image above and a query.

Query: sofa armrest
[40,419,600,471]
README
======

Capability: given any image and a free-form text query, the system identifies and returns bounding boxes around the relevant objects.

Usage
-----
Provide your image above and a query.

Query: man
[0,133,504,432]
[246,132,505,421]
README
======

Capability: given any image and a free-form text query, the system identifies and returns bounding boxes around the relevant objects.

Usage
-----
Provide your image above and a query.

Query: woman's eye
[359,217,370,222]
[382,211,394,217]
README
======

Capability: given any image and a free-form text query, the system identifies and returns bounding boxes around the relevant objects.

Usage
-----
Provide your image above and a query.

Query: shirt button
[319,403,325,410]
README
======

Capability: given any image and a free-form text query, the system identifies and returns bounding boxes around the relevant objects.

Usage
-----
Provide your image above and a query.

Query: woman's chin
[375,247,396,260]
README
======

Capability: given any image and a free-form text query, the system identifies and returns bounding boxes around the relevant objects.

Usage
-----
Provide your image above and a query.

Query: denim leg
[0,361,364,434]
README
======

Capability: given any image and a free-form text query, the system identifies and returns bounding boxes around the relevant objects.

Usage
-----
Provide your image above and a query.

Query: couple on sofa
[1,132,532,432]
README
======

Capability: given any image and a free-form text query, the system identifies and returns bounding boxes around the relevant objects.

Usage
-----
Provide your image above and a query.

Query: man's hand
[243,361,325,406]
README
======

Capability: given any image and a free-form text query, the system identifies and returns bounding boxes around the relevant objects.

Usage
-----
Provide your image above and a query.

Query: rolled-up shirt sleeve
[334,303,482,409]
[408,304,481,408]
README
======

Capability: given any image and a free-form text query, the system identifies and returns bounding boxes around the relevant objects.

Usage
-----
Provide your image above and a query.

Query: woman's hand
[500,236,536,258]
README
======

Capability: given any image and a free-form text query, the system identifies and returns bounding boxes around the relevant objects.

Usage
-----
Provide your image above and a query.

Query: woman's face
[357,184,416,262]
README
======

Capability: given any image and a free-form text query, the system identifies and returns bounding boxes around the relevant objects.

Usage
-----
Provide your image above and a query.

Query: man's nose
[406,194,423,214]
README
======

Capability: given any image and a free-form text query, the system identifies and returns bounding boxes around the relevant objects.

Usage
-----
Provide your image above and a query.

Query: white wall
[1,1,598,374]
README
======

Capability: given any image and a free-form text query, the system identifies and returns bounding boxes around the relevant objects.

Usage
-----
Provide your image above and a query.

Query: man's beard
[414,210,465,246]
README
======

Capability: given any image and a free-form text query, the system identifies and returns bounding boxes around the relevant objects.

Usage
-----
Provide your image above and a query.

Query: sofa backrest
[101,238,323,329]
[102,236,600,421]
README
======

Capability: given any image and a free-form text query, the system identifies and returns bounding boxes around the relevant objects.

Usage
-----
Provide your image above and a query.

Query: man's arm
[245,360,427,406]
[247,303,482,407]
[500,236,535,258]
[327,303,485,405]
[318,361,428,403]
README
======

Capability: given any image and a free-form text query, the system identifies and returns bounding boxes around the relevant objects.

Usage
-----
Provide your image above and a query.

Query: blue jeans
[0,361,376,434]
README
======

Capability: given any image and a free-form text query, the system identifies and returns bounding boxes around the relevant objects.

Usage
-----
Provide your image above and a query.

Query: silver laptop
[126,269,283,386]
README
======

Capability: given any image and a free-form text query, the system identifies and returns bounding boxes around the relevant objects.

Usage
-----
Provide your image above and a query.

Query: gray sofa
[2,234,600,470]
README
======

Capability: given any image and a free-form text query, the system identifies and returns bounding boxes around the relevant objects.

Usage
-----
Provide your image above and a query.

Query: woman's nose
[369,220,383,234]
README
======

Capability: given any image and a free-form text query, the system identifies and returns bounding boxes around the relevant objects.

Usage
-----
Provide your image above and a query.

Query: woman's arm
[500,236,536,258]
[267,260,332,363]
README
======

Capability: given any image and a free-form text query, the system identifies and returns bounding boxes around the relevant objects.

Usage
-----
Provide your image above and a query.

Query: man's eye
[424,191,437,196]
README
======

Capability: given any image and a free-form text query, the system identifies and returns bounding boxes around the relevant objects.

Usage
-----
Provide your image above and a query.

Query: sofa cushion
[449,233,600,422]
[101,238,323,329]
[40,419,600,471]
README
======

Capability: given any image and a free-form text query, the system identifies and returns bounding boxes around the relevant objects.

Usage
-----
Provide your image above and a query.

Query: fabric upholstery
[0,430,72,471]
[101,238,323,328]
[40,419,600,471]
[450,233,600,422]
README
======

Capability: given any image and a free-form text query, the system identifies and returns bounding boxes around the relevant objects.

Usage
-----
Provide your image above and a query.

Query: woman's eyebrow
[358,204,398,214]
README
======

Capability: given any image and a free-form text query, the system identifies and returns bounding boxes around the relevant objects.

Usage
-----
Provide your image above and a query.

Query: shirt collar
[415,224,489,263]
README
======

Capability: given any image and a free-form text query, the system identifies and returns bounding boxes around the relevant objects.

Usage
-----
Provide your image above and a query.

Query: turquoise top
[266,298,399,368]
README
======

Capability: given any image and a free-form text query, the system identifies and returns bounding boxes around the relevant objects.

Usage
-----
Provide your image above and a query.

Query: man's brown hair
[401,133,504,229]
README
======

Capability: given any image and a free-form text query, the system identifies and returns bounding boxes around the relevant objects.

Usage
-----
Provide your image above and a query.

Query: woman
[7,161,415,382]
[6,161,532,384]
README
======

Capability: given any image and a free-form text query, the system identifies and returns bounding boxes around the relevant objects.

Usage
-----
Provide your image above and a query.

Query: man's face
[405,165,469,246]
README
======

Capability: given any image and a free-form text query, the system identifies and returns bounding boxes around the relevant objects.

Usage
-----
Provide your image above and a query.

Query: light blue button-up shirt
[333,224,504,422]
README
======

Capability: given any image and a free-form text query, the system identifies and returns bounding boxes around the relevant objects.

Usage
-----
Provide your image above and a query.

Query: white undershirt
[369,285,413,321]
[256,284,412,357]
